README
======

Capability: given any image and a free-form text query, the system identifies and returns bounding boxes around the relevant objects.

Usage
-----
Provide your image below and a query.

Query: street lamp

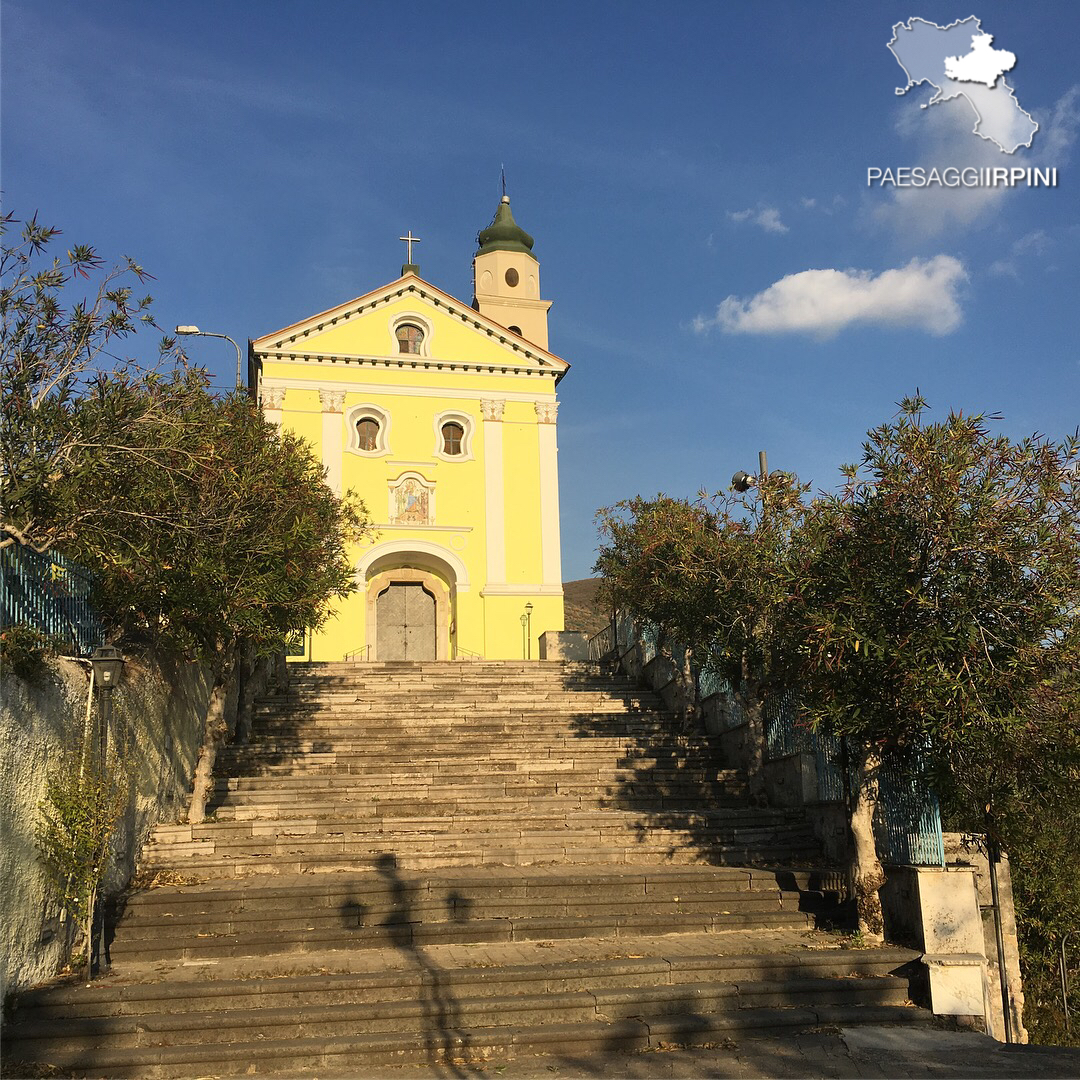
[524,602,534,661]
[732,451,769,499]
[89,646,125,765]
[175,325,244,389]
[520,614,528,660]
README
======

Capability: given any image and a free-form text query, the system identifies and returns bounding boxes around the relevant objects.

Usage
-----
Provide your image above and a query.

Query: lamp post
[732,451,769,505]
[175,325,244,389]
[89,646,125,766]
[520,614,528,660]
[524,602,533,661]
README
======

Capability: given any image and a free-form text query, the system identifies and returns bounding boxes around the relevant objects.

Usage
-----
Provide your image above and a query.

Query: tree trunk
[849,745,887,942]
[84,885,95,986]
[188,646,238,824]
[234,640,271,745]
[271,649,290,694]
[677,645,697,728]
[737,657,767,805]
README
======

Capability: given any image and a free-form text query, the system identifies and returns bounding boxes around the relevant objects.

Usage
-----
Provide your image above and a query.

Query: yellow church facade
[250,197,567,662]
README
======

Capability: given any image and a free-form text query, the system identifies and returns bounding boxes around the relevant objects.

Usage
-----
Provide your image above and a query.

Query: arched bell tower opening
[360,542,469,661]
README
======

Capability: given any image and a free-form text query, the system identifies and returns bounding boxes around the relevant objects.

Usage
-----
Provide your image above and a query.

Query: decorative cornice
[481,398,506,422]
[254,349,559,381]
[479,584,565,597]
[534,401,559,425]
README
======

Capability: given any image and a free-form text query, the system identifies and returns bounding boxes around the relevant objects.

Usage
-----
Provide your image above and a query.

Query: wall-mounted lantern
[90,645,125,764]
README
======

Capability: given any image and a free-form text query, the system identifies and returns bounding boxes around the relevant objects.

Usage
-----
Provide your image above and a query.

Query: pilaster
[535,400,562,589]
[319,389,346,496]
[482,398,506,585]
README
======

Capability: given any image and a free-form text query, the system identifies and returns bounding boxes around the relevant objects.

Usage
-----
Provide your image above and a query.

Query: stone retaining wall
[0,652,214,1000]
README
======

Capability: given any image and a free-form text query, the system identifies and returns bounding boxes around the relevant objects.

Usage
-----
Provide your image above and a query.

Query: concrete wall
[879,835,1027,1042]
[945,833,1027,1043]
[0,652,214,1001]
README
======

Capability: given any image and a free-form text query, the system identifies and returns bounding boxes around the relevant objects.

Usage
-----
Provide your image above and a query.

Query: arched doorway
[360,543,467,662]
[376,581,437,660]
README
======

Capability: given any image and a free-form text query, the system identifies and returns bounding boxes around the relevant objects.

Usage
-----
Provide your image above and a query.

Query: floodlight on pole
[732,451,769,500]
[175,325,244,389]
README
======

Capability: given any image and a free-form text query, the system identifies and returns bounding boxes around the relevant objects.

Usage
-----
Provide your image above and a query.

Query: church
[249,196,568,661]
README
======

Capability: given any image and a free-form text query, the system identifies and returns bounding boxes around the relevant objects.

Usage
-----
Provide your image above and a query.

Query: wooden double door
[375,582,437,660]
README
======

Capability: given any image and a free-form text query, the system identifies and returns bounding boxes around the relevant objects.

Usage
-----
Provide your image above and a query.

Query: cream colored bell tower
[472,196,552,350]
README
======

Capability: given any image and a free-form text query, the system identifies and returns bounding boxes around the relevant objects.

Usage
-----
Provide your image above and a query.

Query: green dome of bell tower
[472,194,551,350]
[476,196,536,259]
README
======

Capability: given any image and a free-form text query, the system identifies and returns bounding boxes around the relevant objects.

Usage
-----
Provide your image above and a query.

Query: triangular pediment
[252,274,568,376]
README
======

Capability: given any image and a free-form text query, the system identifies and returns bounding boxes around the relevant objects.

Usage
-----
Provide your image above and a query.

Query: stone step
[284,660,608,675]
[217,741,726,761]
[109,910,815,962]
[147,813,818,842]
[135,843,823,880]
[150,810,813,845]
[140,830,821,866]
[16,946,914,1019]
[3,1004,932,1078]
[203,792,752,819]
[241,728,690,746]
[211,760,737,783]
[267,700,659,713]
[111,884,796,942]
[9,975,912,1048]
[209,775,748,796]
[117,865,780,912]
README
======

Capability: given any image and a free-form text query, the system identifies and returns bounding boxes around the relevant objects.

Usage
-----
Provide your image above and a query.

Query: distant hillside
[562,578,611,637]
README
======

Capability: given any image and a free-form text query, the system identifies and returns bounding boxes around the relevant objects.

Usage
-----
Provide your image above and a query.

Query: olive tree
[595,472,810,800]
[781,397,1080,937]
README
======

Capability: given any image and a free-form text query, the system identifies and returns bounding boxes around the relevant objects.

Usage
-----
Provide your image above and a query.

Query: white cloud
[695,256,968,339]
[1039,84,1080,160]
[871,85,1080,239]
[727,206,789,234]
[989,229,1053,279]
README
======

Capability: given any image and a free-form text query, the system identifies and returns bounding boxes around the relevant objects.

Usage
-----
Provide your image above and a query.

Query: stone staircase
[3,660,929,1077]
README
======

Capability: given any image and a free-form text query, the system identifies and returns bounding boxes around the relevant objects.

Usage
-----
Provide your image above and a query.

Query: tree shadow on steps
[559,669,823,873]
[370,853,487,1077]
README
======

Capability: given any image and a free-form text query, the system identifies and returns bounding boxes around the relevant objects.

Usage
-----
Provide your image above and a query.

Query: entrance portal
[376,582,437,660]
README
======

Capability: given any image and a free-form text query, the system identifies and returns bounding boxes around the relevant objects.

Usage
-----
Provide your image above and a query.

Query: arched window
[396,323,424,354]
[433,411,474,462]
[356,416,380,452]
[441,421,464,456]
[346,403,391,456]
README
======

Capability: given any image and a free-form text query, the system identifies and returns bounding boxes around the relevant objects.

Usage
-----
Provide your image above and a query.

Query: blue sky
[4,1,1078,581]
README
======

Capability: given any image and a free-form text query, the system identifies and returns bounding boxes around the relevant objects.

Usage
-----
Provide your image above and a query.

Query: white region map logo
[888,16,1037,154]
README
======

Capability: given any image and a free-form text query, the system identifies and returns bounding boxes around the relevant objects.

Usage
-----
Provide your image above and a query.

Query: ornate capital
[534,401,559,425]
[263,387,287,409]
[319,389,347,413]
[481,398,505,422]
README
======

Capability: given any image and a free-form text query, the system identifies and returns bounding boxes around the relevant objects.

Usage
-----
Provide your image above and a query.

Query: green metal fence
[646,622,945,867]
[1,545,105,657]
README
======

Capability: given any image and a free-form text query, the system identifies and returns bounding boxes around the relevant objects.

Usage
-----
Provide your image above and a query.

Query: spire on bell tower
[472,194,552,349]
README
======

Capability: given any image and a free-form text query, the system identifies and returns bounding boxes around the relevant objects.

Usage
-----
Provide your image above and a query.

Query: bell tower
[472,196,552,350]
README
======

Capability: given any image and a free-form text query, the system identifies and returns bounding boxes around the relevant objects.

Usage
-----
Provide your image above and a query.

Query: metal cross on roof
[398,231,421,263]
